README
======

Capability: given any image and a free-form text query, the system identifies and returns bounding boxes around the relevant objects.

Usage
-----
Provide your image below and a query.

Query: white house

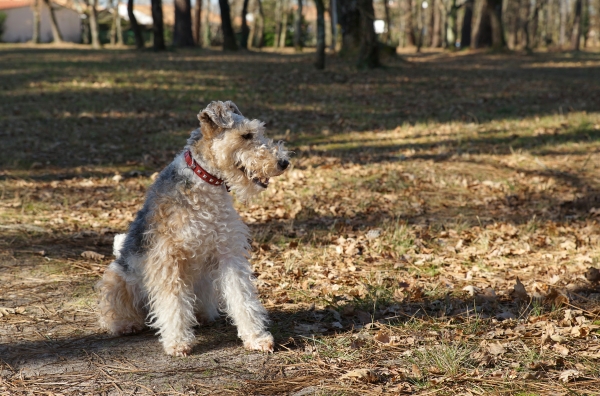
[0,0,81,43]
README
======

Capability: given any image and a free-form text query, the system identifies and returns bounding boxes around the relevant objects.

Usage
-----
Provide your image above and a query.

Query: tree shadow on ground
[1,48,600,169]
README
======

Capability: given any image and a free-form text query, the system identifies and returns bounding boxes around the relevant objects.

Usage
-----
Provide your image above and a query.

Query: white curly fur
[96,101,289,356]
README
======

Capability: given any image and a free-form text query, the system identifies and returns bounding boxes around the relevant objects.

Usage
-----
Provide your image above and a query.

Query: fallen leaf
[488,342,506,356]
[373,330,390,344]
[411,364,422,379]
[81,251,105,260]
[553,344,570,356]
[340,369,378,383]
[558,369,580,383]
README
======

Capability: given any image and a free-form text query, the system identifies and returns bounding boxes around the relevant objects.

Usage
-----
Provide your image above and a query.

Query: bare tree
[382,0,392,43]
[330,0,337,50]
[471,0,504,49]
[109,0,124,45]
[152,0,166,49]
[571,0,582,50]
[174,0,195,46]
[315,0,325,68]
[241,0,250,48]
[447,0,458,48]
[219,0,238,50]
[279,0,289,47]
[431,0,442,47]
[194,0,202,45]
[43,0,64,43]
[403,0,415,46]
[203,0,210,47]
[89,0,101,48]
[460,0,473,47]
[357,0,379,67]
[253,0,265,48]
[128,0,145,48]
[31,0,41,43]
[338,0,361,54]
[294,0,303,51]
[274,0,282,47]
[251,0,265,47]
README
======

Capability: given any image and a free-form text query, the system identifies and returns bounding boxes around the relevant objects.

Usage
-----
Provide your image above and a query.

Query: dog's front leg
[145,245,198,357]
[218,256,274,352]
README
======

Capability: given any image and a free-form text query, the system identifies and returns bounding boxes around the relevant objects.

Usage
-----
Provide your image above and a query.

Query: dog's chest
[179,187,249,255]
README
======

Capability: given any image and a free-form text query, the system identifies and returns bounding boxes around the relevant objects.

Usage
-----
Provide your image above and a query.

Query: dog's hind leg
[218,257,274,352]
[97,262,146,335]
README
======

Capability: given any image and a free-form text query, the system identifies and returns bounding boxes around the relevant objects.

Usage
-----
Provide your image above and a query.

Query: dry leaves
[81,251,105,260]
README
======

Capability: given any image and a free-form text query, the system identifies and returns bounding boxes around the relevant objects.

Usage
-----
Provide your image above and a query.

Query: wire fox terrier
[97,101,290,356]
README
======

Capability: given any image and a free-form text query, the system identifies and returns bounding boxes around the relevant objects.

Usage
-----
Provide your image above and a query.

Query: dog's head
[188,101,290,200]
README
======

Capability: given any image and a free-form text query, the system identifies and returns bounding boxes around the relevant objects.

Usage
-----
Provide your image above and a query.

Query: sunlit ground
[1,46,600,394]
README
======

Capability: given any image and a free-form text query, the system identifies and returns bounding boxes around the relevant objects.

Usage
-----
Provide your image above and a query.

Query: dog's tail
[113,233,126,259]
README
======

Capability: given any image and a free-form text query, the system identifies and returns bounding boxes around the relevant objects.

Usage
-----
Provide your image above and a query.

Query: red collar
[184,150,226,188]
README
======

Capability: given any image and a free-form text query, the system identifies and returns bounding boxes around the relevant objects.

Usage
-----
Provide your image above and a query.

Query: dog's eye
[241,133,254,140]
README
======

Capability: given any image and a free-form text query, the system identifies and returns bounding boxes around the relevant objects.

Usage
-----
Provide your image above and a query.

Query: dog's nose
[277,159,289,171]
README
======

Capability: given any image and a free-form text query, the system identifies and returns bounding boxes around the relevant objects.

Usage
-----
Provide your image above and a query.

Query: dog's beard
[236,164,270,189]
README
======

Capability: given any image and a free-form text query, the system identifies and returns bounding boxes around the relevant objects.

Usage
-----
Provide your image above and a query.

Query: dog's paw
[111,322,144,336]
[243,332,274,353]
[164,342,193,357]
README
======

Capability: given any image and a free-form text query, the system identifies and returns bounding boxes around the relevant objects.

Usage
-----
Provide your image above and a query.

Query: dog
[97,101,290,356]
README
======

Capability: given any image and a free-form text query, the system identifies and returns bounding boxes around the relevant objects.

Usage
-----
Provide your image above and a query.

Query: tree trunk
[274,0,282,47]
[203,0,210,47]
[460,0,473,47]
[330,0,337,50]
[219,0,238,50]
[279,0,289,47]
[571,0,582,50]
[255,0,265,47]
[357,0,379,67]
[471,0,504,48]
[110,0,117,44]
[504,0,519,49]
[194,0,202,45]
[240,0,250,48]
[294,0,303,50]
[31,0,41,43]
[89,0,101,48]
[431,0,442,47]
[426,0,434,46]
[382,0,392,43]
[174,0,194,46]
[152,0,166,49]
[416,0,423,51]
[524,0,539,49]
[128,0,145,48]
[403,0,415,46]
[447,0,458,48]
[338,0,361,54]
[488,0,504,48]
[559,0,566,47]
[43,0,64,43]
[594,0,600,46]
[315,0,325,69]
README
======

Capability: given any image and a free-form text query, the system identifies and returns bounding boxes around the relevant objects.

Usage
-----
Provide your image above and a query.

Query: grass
[1,45,600,395]
[409,342,476,377]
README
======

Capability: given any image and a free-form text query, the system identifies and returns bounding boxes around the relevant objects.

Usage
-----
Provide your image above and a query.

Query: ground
[1,44,600,395]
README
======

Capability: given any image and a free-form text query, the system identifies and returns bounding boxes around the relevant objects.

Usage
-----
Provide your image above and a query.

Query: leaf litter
[1,47,600,394]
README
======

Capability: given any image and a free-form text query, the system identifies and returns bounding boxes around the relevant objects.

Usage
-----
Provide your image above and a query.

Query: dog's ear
[198,101,235,138]
[224,100,243,117]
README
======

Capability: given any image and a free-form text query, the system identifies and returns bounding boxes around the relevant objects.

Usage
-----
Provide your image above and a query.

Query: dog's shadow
[0,306,320,373]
